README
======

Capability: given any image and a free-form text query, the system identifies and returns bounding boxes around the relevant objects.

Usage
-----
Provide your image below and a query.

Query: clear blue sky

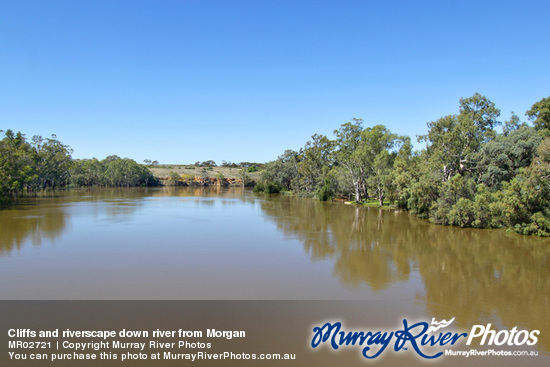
[1,0,549,164]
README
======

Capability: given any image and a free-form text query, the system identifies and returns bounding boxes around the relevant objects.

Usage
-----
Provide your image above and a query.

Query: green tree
[390,136,418,208]
[458,93,501,143]
[498,138,550,235]
[0,130,34,199]
[503,112,521,136]
[476,125,541,189]
[526,96,550,135]
[431,174,476,225]
[262,150,300,191]
[333,119,369,202]
[419,93,501,182]
[334,121,402,205]
[297,134,334,194]
[418,114,460,182]
[30,134,73,189]
[362,125,400,207]
[71,158,103,186]
[201,160,217,167]
[72,156,156,187]
[239,168,249,188]
[405,167,442,219]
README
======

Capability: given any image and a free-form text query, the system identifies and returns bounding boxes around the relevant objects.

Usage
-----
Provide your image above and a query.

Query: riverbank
[344,199,394,209]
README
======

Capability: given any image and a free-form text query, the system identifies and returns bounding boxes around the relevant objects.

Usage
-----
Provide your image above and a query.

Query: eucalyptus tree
[388,135,415,207]
[503,112,521,136]
[0,130,34,200]
[362,125,400,207]
[476,125,541,189]
[333,119,403,205]
[262,149,300,191]
[0,130,75,201]
[297,134,334,194]
[102,157,154,187]
[30,134,73,189]
[70,158,103,186]
[239,167,249,187]
[497,137,550,235]
[526,96,550,135]
[419,93,501,182]
[333,119,369,202]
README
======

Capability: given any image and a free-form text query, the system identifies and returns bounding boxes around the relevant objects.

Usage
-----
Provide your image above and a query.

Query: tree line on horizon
[0,127,267,203]
[258,94,550,236]
[0,130,157,203]
[2,94,549,235]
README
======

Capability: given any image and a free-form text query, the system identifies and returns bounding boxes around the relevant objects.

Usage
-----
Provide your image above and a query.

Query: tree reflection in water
[259,194,550,351]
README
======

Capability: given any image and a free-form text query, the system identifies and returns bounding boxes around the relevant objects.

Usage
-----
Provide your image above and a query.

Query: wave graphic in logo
[427,317,455,333]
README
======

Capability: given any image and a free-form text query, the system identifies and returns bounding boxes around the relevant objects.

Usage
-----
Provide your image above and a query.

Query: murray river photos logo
[310,318,540,359]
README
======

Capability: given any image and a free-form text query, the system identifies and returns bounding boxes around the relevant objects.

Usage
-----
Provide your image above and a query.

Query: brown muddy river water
[1,187,549,359]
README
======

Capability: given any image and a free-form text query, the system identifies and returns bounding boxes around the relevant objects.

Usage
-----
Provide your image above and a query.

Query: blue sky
[1,0,549,164]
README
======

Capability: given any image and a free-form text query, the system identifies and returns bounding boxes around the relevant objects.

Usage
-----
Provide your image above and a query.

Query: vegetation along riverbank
[256,94,550,236]
[2,94,549,236]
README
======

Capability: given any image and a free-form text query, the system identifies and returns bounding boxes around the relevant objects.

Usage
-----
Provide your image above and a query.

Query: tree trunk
[354,181,361,202]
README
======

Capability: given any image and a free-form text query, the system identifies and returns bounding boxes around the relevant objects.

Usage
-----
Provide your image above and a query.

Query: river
[1,186,549,359]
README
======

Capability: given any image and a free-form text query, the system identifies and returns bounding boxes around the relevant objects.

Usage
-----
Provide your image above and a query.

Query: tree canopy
[260,93,550,236]
[526,96,550,135]
[0,129,157,203]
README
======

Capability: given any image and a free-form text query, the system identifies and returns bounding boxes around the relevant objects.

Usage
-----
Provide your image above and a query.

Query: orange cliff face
[193,176,241,186]
[157,175,244,186]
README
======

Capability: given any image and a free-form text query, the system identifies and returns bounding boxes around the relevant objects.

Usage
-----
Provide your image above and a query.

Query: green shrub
[512,212,550,236]
[253,182,264,193]
[265,182,280,194]
[447,198,475,227]
[253,181,281,194]
[316,179,333,201]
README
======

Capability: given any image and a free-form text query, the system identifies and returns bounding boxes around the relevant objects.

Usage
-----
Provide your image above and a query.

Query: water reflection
[0,188,155,255]
[1,188,548,352]
[0,204,68,255]
[0,187,260,256]
[260,197,416,291]
[259,194,550,351]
